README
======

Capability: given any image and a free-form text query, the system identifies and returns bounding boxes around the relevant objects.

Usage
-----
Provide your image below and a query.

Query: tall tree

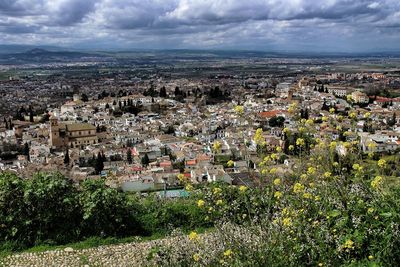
[141,153,150,167]
[160,86,167,97]
[29,110,34,123]
[127,149,133,164]
[95,152,105,174]
[23,142,30,162]
[64,148,70,165]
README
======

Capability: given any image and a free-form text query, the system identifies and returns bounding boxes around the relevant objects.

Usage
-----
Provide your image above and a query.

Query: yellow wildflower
[288,145,295,151]
[293,183,305,193]
[329,141,337,150]
[254,128,264,145]
[378,159,387,168]
[197,199,205,208]
[234,105,244,115]
[283,217,292,227]
[276,146,282,153]
[315,195,321,201]
[343,239,354,250]
[283,127,290,134]
[193,253,200,262]
[329,107,335,114]
[352,163,363,172]
[368,255,374,260]
[296,138,305,147]
[212,141,222,153]
[227,160,234,167]
[270,167,277,175]
[349,111,357,119]
[213,187,222,195]
[324,172,332,178]
[288,103,298,113]
[185,184,194,192]
[223,249,233,258]
[303,192,312,199]
[300,174,307,180]
[371,176,383,189]
[189,231,199,241]
[216,199,223,206]
[368,142,376,149]
[274,191,283,199]
[239,185,247,193]
[367,208,374,214]
[347,94,353,102]
[273,178,281,186]
[307,167,316,175]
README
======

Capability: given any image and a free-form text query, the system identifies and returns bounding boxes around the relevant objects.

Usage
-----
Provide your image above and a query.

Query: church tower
[49,116,63,148]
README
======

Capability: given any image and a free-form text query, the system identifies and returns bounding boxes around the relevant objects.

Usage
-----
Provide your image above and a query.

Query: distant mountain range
[0,47,108,64]
[0,45,400,65]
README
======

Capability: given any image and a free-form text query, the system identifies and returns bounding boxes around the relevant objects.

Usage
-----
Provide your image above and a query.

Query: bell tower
[49,116,62,148]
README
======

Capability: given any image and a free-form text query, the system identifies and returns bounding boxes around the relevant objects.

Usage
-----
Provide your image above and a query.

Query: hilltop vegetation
[0,172,208,254]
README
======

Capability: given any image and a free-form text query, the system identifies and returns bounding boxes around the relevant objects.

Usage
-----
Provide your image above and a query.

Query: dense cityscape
[1,0,400,266]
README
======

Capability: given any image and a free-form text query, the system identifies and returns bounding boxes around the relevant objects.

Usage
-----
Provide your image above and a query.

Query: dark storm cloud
[51,0,97,26]
[0,0,399,52]
[0,0,45,16]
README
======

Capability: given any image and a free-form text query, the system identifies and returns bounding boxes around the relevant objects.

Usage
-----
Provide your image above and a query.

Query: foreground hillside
[0,236,167,267]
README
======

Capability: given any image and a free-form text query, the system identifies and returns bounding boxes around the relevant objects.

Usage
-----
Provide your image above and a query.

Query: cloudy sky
[1,0,400,52]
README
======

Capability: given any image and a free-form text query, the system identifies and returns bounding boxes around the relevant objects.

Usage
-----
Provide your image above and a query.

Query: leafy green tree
[0,172,26,245]
[79,179,138,237]
[269,116,285,127]
[23,173,80,245]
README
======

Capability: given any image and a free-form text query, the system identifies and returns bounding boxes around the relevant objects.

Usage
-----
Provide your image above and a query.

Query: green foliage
[141,153,150,167]
[0,173,25,245]
[138,196,208,235]
[0,172,207,253]
[268,116,285,127]
[22,173,81,246]
[79,179,139,237]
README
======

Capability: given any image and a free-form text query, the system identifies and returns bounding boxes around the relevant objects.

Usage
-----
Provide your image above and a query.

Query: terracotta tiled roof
[160,161,172,167]
[186,159,197,166]
[258,110,286,118]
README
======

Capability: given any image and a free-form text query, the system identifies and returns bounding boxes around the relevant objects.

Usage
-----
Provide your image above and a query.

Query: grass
[0,227,211,259]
